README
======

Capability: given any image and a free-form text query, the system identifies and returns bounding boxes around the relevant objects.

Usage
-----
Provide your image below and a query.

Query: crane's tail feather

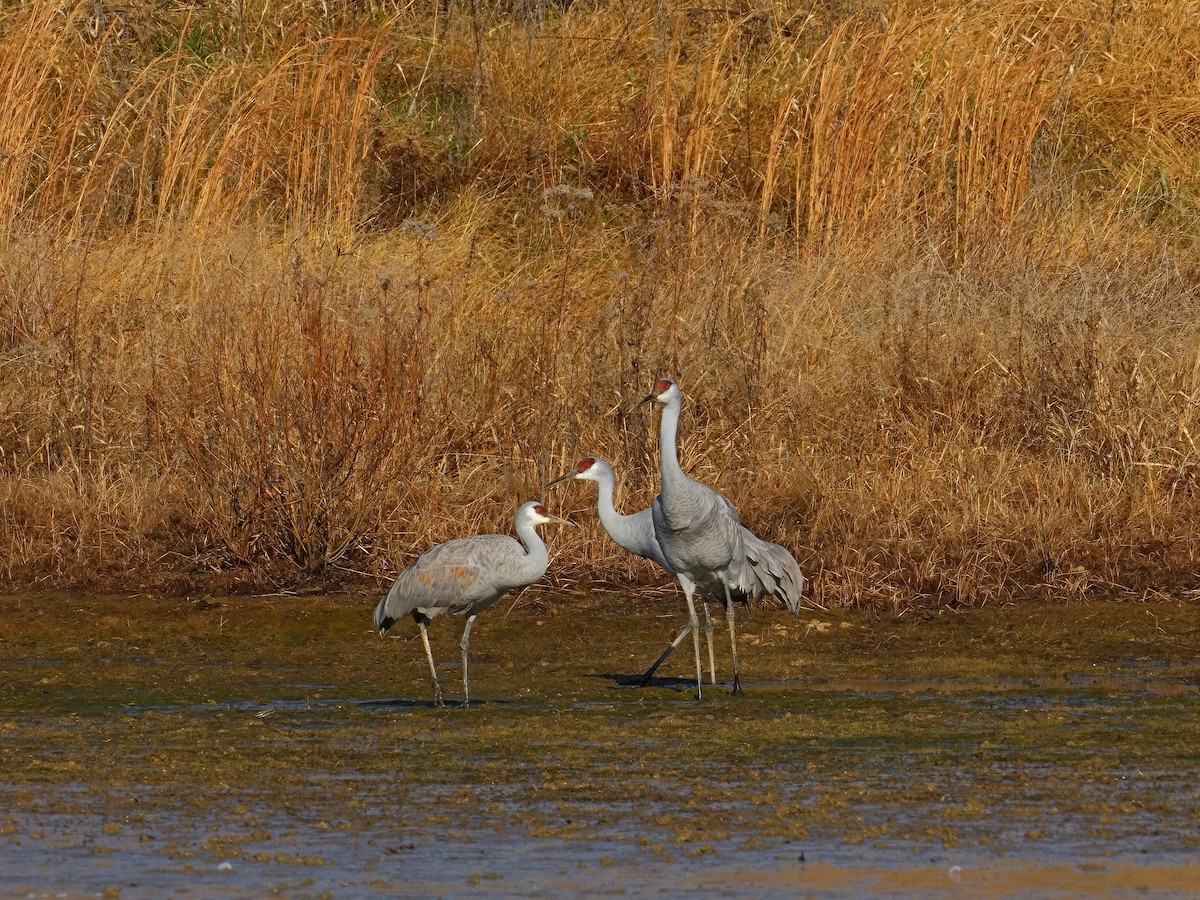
[739,531,805,615]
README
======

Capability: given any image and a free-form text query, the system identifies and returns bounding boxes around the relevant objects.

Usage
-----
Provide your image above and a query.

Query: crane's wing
[652,481,745,580]
[653,482,743,534]
[730,528,805,615]
[375,534,522,630]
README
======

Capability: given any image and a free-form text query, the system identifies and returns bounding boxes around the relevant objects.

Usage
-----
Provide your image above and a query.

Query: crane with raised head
[373,501,572,707]
[640,378,805,699]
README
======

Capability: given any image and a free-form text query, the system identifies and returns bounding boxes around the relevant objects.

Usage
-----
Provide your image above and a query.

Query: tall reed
[0,1,1198,606]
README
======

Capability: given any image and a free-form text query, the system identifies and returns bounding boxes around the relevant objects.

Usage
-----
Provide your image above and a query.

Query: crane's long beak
[546,513,576,527]
[638,391,657,406]
[543,471,576,490]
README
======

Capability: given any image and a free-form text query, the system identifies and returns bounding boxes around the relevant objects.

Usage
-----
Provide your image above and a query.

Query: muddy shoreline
[2,594,1198,896]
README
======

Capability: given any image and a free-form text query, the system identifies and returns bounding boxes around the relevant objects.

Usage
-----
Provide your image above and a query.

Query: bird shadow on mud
[359,698,446,709]
[359,698,517,710]
[595,672,700,692]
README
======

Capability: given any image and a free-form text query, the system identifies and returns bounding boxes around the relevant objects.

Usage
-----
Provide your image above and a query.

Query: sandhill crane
[641,378,805,699]
[545,457,669,569]
[545,456,723,684]
[373,501,572,707]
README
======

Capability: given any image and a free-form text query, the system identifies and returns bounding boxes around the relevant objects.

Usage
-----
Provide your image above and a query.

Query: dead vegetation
[1,0,1198,606]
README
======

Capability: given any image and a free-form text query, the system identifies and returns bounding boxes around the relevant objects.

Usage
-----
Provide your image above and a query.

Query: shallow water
[2,593,1199,897]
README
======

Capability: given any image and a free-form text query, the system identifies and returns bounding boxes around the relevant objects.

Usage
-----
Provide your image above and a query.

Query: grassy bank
[1,0,1198,606]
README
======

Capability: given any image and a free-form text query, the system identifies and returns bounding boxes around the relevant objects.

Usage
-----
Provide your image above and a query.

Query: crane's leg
[702,601,717,685]
[459,614,477,709]
[418,621,444,707]
[681,577,704,701]
[724,584,742,695]
[637,621,692,685]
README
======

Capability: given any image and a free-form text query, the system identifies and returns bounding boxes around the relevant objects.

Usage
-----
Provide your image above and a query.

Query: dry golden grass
[1,0,1199,608]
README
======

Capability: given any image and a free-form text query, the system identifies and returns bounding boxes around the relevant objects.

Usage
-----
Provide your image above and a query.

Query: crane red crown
[533,504,547,515]
[654,378,673,393]
[577,457,596,471]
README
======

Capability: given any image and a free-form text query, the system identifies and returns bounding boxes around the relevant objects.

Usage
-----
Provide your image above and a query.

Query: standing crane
[641,378,805,699]
[373,501,572,707]
[544,456,723,685]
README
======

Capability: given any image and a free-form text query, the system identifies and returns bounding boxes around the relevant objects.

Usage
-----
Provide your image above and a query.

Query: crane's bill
[542,471,576,490]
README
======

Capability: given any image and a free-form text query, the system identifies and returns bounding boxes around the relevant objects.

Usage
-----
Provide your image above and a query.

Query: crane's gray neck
[594,472,621,531]
[515,519,550,568]
[657,396,688,494]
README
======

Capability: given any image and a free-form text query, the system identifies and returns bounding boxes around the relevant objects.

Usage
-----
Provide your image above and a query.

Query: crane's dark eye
[578,457,595,471]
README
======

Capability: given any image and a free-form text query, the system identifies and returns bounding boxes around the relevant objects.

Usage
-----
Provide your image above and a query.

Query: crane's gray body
[373,532,548,632]
[372,501,564,707]
[654,492,804,612]
[651,482,743,597]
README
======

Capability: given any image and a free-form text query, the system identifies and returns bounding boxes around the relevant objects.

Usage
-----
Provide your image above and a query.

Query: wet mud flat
[1,592,1199,897]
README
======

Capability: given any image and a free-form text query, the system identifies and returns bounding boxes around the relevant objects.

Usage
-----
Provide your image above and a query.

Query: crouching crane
[373,501,572,707]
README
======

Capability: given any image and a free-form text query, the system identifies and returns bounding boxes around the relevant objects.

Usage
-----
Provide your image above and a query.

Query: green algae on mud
[3,591,1197,703]
[2,592,1199,894]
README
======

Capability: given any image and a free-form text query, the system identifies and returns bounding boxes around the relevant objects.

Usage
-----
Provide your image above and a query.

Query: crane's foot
[730,678,743,696]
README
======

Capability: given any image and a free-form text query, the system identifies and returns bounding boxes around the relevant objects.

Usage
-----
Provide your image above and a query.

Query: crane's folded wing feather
[381,534,526,619]
[385,560,484,616]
